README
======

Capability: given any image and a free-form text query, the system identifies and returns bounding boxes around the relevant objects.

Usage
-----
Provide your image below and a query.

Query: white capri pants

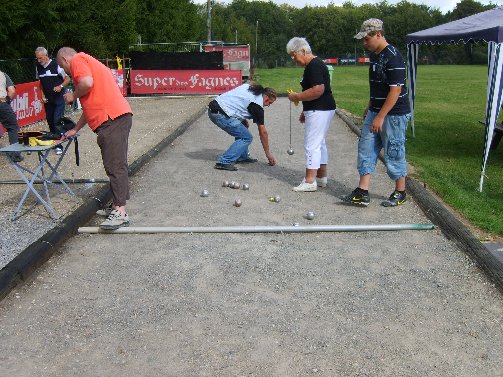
[303,109,336,169]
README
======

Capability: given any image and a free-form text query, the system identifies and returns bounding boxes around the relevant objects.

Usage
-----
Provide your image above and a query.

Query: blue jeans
[357,110,411,180]
[208,110,253,164]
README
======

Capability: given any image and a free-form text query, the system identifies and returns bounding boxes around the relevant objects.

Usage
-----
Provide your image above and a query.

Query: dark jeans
[0,101,20,145]
[44,101,66,134]
[96,113,132,207]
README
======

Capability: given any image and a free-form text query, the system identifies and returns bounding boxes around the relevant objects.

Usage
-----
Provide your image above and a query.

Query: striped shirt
[368,44,410,115]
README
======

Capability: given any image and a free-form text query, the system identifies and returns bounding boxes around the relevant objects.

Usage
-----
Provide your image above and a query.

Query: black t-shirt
[300,57,336,111]
[248,102,264,125]
[368,44,410,115]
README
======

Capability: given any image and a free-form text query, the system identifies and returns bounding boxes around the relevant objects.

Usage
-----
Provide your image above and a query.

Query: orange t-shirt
[70,53,131,131]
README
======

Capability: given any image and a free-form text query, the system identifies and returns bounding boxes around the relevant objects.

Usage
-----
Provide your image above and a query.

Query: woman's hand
[266,152,277,166]
[287,91,300,104]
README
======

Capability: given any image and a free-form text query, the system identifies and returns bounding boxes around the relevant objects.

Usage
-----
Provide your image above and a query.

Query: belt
[210,109,227,116]
[208,100,229,117]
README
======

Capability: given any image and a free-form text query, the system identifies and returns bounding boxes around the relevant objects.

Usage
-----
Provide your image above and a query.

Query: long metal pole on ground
[79,224,434,234]
[0,178,108,185]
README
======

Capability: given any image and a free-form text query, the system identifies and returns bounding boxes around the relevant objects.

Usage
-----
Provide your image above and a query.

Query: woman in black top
[286,37,336,192]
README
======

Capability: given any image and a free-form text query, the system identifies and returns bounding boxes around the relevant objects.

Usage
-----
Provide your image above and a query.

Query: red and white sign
[323,58,338,65]
[0,81,46,134]
[130,70,242,95]
[111,68,127,96]
[204,45,250,62]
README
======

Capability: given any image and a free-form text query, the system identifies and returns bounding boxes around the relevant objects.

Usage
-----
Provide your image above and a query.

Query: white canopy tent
[406,7,503,191]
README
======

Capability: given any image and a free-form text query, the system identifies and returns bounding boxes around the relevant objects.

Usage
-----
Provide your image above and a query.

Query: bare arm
[63,113,88,138]
[6,85,15,100]
[62,75,93,104]
[288,84,325,103]
[257,124,276,166]
[54,76,72,93]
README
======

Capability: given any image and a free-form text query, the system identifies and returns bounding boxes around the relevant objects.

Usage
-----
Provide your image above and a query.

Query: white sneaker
[317,177,328,188]
[292,179,317,192]
[99,209,130,230]
[96,205,113,217]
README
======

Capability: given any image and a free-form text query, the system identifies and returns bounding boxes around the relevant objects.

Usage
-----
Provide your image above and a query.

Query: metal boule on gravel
[242,183,249,190]
[200,189,209,197]
[305,211,315,220]
[222,180,230,187]
[234,199,242,207]
[268,195,281,203]
[287,148,295,155]
[233,182,241,189]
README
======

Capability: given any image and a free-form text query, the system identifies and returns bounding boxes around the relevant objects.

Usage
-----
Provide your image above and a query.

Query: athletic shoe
[10,153,24,163]
[317,177,328,188]
[99,209,130,230]
[214,162,238,171]
[340,188,370,206]
[236,157,258,164]
[292,179,317,192]
[96,205,113,217]
[381,191,407,207]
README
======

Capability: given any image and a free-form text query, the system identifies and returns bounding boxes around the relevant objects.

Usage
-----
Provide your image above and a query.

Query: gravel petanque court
[1,97,503,376]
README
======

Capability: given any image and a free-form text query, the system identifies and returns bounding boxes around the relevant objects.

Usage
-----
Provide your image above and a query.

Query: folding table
[0,137,80,220]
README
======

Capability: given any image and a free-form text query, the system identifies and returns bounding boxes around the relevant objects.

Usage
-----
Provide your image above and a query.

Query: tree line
[0,0,497,81]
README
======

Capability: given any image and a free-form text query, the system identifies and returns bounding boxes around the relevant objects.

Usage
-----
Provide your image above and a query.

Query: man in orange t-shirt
[57,47,133,230]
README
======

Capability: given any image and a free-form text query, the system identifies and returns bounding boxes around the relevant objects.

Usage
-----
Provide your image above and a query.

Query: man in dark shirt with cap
[340,18,411,207]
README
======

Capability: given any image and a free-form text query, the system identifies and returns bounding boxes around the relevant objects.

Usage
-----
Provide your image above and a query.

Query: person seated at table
[0,70,23,162]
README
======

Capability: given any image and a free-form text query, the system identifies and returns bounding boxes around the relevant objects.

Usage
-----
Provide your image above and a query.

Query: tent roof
[406,6,503,44]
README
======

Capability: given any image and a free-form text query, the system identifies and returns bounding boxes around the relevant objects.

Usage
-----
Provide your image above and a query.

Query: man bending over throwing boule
[208,83,277,171]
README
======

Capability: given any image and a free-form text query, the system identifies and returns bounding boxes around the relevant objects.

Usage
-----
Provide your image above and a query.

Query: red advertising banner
[323,58,338,65]
[111,68,127,96]
[0,82,46,134]
[130,70,242,95]
[204,45,250,62]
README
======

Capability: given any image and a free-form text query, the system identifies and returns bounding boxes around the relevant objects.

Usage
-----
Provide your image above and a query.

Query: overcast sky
[193,0,502,14]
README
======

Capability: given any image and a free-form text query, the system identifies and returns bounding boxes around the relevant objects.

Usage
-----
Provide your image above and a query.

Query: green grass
[255,65,503,238]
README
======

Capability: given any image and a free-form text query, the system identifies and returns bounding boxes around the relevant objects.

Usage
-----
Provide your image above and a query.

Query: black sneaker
[340,188,370,206]
[236,157,258,164]
[214,162,238,171]
[381,191,407,207]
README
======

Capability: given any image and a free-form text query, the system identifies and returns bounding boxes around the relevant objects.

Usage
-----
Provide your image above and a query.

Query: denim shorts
[357,110,411,180]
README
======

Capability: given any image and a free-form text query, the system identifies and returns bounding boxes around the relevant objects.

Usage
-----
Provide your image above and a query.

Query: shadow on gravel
[185,148,225,161]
